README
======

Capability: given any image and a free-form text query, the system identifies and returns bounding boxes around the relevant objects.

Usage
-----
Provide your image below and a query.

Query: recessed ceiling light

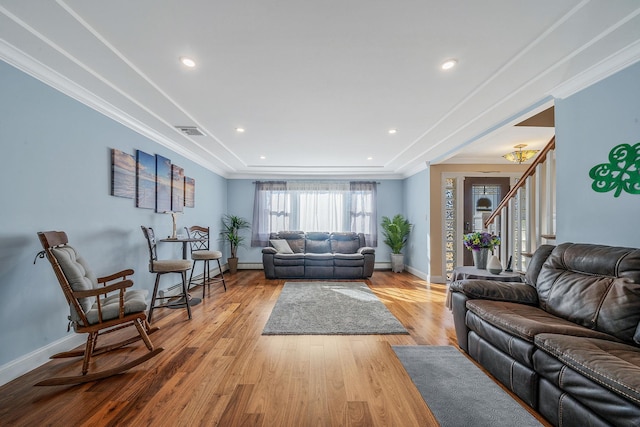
[259,155,266,160]
[179,56,196,68]
[441,59,457,70]
[388,129,397,134]
[367,156,373,160]
[236,127,245,133]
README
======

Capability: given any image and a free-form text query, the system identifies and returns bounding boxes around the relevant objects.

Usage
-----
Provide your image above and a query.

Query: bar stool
[185,225,226,298]
[140,226,192,323]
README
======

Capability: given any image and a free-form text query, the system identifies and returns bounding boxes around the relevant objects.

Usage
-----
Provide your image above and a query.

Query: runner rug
[392,345,542,427]
[262,281,408,335]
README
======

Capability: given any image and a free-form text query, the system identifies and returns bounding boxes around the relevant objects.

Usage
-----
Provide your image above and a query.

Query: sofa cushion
[466,300,622,344]
[535,333,640,407]
[273,253,305,266]
[270,239,293,254]
[305,232,331,253]
[536,243,640,343]
[330,232,360,254]
[304,253,334,266]
[334,252,364,267]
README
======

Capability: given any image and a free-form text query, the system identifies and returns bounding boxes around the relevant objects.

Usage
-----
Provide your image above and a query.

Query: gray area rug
[393,346,542,427]
[262,282,408,335]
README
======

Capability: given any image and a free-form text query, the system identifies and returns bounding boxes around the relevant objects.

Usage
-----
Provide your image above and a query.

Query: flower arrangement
[463,231,500,251]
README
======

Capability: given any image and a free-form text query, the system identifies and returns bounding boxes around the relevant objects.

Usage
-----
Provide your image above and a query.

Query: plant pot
[391,253,405,273]
[227,257,239,274]
[472,248,489,270]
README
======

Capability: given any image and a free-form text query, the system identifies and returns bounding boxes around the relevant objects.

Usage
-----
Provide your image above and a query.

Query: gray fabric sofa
[262,231,375,279]
[450,242,640,427]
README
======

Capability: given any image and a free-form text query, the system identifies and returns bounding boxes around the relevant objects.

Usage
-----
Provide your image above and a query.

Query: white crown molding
[0,39,230,177]
[550,39,640,99]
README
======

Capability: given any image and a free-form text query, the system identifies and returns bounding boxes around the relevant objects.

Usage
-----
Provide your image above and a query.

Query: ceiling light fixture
[441,59,457,70]
[503,144,539,164]
[236,127,245,133]
[179,56,196,68]
[259,155,266,160]
[388,129,397,134]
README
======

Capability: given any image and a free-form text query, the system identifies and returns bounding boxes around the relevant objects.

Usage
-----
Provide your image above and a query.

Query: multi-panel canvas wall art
[111,149,135,199]
[184,177,195,208]
[136,150,156,209]
[110,148,196,212]
[155,154,172,213]
[171,164,184,212]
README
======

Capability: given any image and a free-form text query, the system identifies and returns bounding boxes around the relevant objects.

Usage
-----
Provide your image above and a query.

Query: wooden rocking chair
[34,231,163,386]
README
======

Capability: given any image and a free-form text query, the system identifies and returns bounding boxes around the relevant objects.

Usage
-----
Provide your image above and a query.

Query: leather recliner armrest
[262,247,277,254]
[358,247,375,255]
[449,279,539,305]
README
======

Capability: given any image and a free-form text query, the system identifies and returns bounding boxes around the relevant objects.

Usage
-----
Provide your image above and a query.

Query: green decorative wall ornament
[588,142,640,197]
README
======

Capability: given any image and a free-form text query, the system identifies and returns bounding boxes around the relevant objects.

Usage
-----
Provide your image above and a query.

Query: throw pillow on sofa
[270,239,293,254]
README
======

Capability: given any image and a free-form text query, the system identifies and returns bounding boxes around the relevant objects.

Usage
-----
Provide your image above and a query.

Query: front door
[462,177,510,266]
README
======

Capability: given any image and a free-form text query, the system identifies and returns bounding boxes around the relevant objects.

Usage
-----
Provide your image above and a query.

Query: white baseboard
[0,333,85,387]
[0,266,230,387]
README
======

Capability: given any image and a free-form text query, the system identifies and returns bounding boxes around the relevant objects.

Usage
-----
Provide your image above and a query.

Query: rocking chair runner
[35,231,163,386]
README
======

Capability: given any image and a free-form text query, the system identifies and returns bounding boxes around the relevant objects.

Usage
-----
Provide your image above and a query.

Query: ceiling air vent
[175,126,205,136]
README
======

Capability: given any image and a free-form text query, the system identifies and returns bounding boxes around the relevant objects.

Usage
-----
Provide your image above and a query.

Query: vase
[487,255,503,274]
[472,248,489,269]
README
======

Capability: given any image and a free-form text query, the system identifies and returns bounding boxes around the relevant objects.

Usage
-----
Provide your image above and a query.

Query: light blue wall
[226,179,404,264]
[403,167,430,278]
[0,61,227,366]
[555,61,640,247]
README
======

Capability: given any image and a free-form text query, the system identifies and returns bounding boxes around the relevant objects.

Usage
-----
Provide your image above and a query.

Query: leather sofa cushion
[535,333,640,408]
[535,352,640,427]
[536,243,640,343]
[466,300,621,344]
[466,311,538,367]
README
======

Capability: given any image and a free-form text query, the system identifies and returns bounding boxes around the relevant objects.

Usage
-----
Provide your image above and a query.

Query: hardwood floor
[0,270,547,426]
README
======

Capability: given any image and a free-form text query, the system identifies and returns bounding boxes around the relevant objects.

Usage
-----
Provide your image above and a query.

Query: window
[251,181,377,247]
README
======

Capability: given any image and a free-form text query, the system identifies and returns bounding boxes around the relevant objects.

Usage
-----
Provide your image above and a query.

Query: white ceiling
[1,1,639,178]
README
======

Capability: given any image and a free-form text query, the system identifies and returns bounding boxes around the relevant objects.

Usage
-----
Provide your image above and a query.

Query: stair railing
[485,136,556,272]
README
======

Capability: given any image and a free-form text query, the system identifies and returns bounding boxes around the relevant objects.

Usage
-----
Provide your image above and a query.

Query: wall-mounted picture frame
[156,154,172,213]
[171,164,184,212]
[111,148,135,199]
[184,176,195,208]
[135,150,156,209]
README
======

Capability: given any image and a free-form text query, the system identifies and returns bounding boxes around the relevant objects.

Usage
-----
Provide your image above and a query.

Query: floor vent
[175,126,205,136]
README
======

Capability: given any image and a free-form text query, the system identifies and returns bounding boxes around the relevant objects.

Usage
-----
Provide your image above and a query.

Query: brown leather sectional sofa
[262,231,375,279]
[450,242,640,427]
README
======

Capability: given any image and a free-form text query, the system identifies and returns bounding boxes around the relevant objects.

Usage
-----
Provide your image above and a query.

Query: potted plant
[462,231,500,270]
[220,214,251,274]
[381,214,413,273]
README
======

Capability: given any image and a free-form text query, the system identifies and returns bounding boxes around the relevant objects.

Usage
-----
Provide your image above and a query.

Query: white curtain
[251,181,288,246]
[350,181,377,246]
[290,181,349,232]
[252,181,377,247]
